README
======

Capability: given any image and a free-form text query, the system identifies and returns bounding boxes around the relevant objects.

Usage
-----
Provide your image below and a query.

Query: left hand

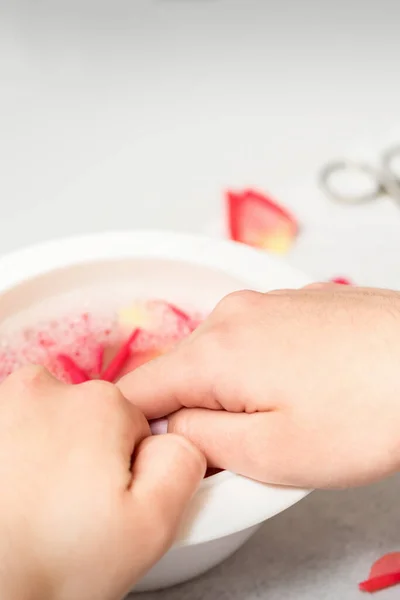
[0,366,205,600]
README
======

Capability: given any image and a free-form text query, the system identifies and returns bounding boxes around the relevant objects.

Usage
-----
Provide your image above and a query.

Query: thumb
[130,434,206,549]
[167,408,291,484]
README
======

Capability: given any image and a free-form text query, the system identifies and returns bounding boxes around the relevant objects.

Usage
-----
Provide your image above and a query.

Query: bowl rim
[0,230,312,546]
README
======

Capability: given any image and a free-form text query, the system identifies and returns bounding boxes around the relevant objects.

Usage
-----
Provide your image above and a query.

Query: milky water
[0,285,200,383]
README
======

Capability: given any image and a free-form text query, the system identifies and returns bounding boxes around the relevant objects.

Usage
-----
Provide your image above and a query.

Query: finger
[130,434,206,547]
[117,348,208,420]
[167,408,292,484]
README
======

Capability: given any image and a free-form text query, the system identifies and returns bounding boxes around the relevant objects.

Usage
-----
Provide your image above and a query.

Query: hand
[0,366,205,600]
[119,285,400,489]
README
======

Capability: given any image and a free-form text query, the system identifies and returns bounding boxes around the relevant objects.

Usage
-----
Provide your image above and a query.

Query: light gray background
[1,1,399,598]
[1,0,400,247]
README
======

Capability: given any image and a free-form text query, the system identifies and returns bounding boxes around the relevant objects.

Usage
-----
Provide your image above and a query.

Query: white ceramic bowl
[0,231,312,592]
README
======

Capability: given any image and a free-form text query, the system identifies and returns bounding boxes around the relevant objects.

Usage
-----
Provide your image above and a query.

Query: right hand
[119,285,400,489]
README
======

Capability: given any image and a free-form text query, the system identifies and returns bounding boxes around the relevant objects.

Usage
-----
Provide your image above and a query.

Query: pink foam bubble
[0,300,202,384]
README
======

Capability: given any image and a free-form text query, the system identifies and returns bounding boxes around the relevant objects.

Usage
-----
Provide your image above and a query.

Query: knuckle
[10,364,51,391]
[216,290,260,316]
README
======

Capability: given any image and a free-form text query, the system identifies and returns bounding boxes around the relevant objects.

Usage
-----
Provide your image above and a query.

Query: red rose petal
[331,277,352,285]
[359,553,400,593]
[226,189,298,254]
[359,572,400,593]
[56,354,90,384]
[166,302,191,324]
[370,553,400,579]
[100,329,140,382]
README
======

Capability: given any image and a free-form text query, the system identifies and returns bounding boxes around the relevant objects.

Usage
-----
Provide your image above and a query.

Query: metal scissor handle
[319,145,400,206]
[319,160,383,205]
[381,145,400,175]
[381,145,400,203]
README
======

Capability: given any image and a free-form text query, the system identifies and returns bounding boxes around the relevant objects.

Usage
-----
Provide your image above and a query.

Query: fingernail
[150,418,168,435]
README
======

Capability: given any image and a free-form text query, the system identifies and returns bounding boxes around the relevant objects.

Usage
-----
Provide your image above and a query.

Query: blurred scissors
[319,145,400,205]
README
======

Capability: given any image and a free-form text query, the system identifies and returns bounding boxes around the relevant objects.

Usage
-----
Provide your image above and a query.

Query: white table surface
[1,1,400,598]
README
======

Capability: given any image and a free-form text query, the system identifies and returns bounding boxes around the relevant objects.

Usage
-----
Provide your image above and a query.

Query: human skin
[0,366,205,600]
[119,284,400,489]
[2,284,400,600]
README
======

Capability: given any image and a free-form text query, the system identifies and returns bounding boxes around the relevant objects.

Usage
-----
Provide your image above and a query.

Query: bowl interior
[0,258,248,327]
